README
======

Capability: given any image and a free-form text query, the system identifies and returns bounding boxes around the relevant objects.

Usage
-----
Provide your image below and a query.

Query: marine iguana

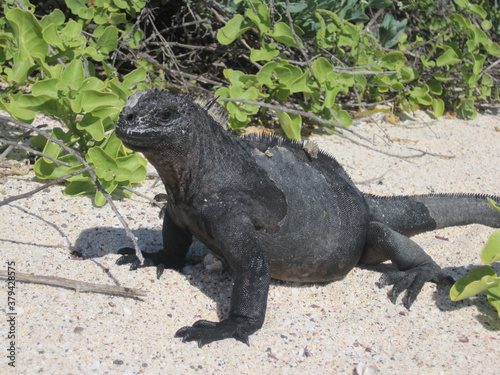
[114,90,500,347]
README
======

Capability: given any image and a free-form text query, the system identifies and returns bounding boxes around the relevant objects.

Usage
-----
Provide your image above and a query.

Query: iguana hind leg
[362,221,454,309]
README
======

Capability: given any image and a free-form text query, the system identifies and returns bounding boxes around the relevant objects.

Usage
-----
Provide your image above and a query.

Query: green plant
[0,1,149,205]
[450,199,500,317]
[409,0,500,119]
[213,0,500,139]
[215,0,408,139]
[2,1,499,205]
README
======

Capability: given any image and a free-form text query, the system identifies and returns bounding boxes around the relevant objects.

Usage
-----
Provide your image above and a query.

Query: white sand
[1,109,499,374]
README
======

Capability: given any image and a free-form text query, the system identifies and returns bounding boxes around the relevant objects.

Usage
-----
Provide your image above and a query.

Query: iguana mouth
[115,127,163,150]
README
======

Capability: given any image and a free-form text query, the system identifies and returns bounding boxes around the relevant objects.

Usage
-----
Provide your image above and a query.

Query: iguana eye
[159,110,177,122]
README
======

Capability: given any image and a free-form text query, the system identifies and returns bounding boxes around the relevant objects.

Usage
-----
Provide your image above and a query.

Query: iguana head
[115,90,208,152]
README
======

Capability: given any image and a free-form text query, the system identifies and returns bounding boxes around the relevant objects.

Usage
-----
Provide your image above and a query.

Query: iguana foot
[378,263,455,309]
[175,318,255,347]
[116,247,182,279]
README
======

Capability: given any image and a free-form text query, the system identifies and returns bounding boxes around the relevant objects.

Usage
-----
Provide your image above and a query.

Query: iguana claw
[175,319,251,347]
[116,247,168,279]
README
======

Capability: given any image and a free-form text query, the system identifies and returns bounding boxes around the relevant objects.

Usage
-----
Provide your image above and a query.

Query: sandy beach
[1,108,499,374]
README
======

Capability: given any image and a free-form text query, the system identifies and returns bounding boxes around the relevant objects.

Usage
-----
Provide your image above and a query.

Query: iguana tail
[365,193,500,237]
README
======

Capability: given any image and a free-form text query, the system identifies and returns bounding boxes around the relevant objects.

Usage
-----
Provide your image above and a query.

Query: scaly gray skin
[114,90,500,347]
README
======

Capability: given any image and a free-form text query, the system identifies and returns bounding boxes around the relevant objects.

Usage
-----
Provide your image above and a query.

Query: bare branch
[0,139,73,167]
[219,98,455,159]
[0,271,146,299]
[0,166,95,207]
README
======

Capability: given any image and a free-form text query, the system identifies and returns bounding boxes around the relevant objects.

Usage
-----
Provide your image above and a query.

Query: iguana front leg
[363,221,454,308]
[175,214,271,347]
[116,211,192,278]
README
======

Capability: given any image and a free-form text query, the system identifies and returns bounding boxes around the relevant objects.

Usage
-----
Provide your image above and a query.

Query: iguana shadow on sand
[114,90,500,347]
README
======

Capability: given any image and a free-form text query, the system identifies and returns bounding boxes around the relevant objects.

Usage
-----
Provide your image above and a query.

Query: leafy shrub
[214,0,499,138]
[450,199,500,318]
[1,0,499,202]
[0,0,149,205]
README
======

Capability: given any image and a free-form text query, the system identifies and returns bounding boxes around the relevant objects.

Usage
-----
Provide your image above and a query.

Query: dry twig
[0,271,146,299]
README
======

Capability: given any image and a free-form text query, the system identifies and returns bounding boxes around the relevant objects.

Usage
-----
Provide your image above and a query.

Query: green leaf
[5,8,48,83]
[122,67,147,89]
[95,26,119,55]
[267,22,297,47]
[116,163,147,183]
[427,79,442,95]
[87,146,117,181]
[94,179,119,206]
[420,55,436,68]
[1,94,38,123]
[81,77,107,92]
[16,94,68,119]
[460,98,477,119]
[410,85,432,106]
[333,108,353,127]
[472,53,486,75]
[436,47,461,67]
[289,71,313,94]
[35,153,82,180]
[31,78,60,99]
[487,198,500,213]
[456,1,487,19]
[61,19,83,41]
[6,9,48,60]
[114,0,131,9]
[481,231,500,264]
[250,43,280,62]
[245,1,271,34]
[42,23,65,50]
[116,153,148,172]
[380,52,406,70]
[256,61,278,86]
[485,40,500,57]
[368,0,393,7]
[78,113,105,141]
[376,13,407,48]
[81,91,122,112]
[5,47,31,84]
[217,15,252,45]
[432,98,445,118]
[470,25,488,49]
[486,285,500,317]
[40,8,66,28]
[453,13,471,29]
[275,110,301,140]
[312,57,332,84]
[64,180,96,196]
[450,265,499,301]
[66,0,88,16]
[400,66,416,82]
[101,132,121,158]
[481,20,492,32]
[433,72,453,82]
[62,59,85,90]
[109,78,130,102]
